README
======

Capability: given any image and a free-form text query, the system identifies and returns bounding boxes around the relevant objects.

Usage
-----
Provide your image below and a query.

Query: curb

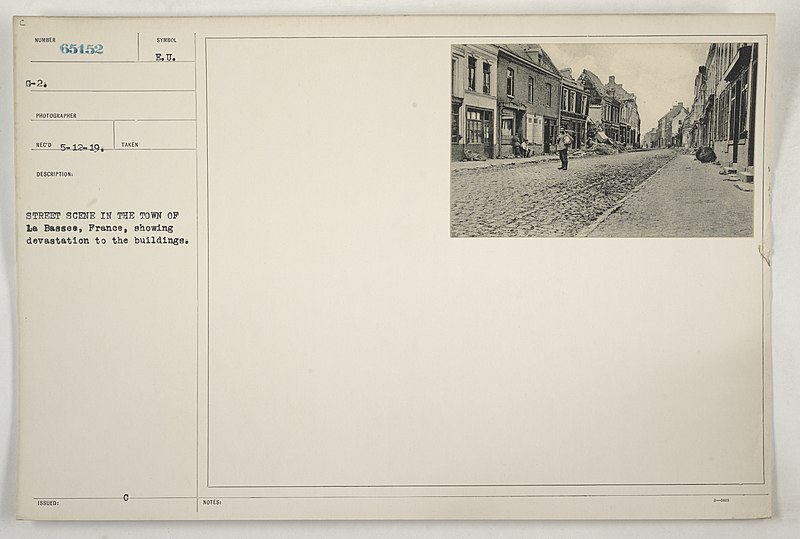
[451,155,558,174]
[575,153,678,238]
[451,148,658,175]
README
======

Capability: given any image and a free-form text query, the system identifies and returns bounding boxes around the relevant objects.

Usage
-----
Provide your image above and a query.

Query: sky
[542,43,710,134]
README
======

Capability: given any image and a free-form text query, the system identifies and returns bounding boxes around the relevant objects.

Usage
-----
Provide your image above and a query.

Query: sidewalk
[585,154,754,237]
[450,147,651,173]
[450,152,559,173]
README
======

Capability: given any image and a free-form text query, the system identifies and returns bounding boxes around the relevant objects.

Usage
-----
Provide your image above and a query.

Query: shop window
[466,110,484,144]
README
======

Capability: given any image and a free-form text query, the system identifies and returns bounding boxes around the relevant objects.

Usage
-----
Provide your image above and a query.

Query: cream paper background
[1,2,800,536]
[12,14,772,521]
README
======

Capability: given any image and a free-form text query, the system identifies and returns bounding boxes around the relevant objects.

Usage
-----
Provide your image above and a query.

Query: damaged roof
[497,44,562,76]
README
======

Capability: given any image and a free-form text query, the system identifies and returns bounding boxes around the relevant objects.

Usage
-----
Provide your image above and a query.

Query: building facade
[605,75,641,148]
[642,128,659,149]
[577,70,642,147]
[579,69,620,143]
[670,107,688,147]
[689,43,758,181]
[558,68,589,149]
[452,44,650,161]
[451,44,499,161]
[496,44,562,156]
[654,102,689,148]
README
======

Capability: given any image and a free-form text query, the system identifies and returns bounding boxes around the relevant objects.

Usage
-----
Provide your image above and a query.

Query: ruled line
[30,89,194,93]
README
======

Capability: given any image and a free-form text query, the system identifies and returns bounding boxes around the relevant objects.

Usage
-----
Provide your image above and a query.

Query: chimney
[608,75,615,85]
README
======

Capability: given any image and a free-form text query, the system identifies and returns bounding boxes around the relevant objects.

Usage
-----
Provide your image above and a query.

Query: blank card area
[204,38,764,488]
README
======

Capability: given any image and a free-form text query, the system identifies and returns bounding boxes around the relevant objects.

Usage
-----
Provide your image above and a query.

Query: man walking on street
[556,127,573,170]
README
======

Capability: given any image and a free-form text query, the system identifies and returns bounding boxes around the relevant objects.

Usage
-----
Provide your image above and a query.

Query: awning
[724,45,752,82]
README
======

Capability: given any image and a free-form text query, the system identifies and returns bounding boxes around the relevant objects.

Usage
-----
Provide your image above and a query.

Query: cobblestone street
[451,150,754,237]
[451,149,677,237]
[587,154,754,237]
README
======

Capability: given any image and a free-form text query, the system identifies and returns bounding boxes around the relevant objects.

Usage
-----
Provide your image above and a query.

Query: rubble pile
[588,141,627,155]
[462,149,487,161]
[695,146,716,163]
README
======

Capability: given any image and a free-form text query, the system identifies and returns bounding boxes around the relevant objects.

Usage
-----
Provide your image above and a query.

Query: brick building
[496,44,562,156]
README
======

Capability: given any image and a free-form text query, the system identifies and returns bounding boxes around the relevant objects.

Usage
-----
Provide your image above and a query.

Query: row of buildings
[642,102,689,150]
[451,44,642,161]
[644,43,758,182]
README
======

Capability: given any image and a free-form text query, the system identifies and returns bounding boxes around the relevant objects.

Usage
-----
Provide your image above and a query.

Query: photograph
[451,42,759,237]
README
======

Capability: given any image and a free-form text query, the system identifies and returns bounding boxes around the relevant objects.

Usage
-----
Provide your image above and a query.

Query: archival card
[14,14,773,520]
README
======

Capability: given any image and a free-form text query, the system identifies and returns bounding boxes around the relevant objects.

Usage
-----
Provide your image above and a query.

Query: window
[465,109,492,145]
[716,87,729,140]
[569,91,576,112]
[506,68,514,97]
[468,56,476,91]
[451,103,460,143]
[482,63,491,94]
[528,76,534,102]
[561,88,568,110]
[739,69,749,138]
[466,110,484,143]
[546,83,552,106]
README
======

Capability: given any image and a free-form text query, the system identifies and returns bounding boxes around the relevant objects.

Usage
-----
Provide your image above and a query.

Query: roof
[608,83,634,101]
[660,103,690,123]
[497,44,562,77]
[579,69,606,93]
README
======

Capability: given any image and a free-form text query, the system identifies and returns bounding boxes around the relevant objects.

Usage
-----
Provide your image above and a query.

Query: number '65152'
[59,44,104,54]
